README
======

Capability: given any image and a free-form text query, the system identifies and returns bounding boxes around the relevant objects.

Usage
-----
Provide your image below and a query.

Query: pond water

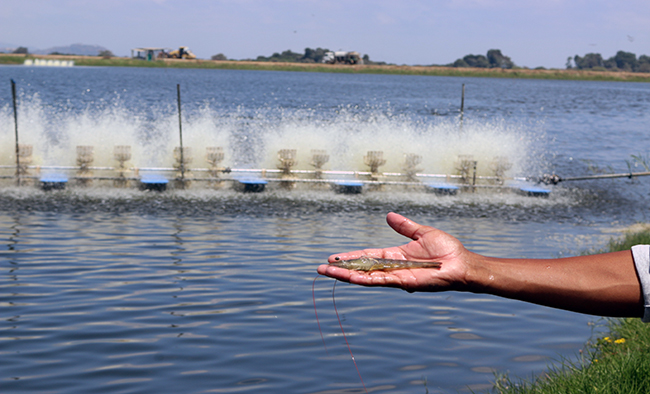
[1,65,650,393]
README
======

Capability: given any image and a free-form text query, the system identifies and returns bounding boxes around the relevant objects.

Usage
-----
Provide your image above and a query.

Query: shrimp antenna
[312,275,329,353]
[333,280,368,393]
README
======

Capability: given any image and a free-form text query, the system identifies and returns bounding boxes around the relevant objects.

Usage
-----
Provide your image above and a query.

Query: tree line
[242,47,513,68]
[569,51,650,73]
[450,49,515,69]
[224,47,384,65]
[9,43,650,73]
[252,47,331,63]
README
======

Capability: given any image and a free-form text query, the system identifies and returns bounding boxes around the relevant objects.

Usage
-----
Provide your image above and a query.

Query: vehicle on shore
[161,46,196,60]
[322,51,363,65]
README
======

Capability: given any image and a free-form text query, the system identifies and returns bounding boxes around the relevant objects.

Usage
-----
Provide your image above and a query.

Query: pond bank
[2,53,650,82]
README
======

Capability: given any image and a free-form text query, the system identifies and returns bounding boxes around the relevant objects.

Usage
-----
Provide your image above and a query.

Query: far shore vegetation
[493,226,650,394]
[2,47,650,83]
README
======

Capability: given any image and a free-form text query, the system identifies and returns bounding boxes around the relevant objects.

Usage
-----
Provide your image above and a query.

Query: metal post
[472,160,477,192]
[177,84,185,187]
[11,79,20,186]
[459,84,465,132]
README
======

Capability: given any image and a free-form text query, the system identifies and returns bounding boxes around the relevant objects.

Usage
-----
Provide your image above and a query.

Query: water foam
[1,97,546,179]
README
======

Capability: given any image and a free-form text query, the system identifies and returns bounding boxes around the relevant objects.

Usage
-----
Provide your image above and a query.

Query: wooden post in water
[459,83,465,132]
[11,79,20,186]
[177,84,185,188]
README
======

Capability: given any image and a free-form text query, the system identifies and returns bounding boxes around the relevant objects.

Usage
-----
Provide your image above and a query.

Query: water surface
[1,66,649,393]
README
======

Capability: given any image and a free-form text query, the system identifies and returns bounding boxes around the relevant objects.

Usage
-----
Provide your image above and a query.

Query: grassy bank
[3,54,650,82]
[493,228,650,394]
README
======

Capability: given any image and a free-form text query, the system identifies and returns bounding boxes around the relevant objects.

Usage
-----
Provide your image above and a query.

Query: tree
[255,48,330,63]
[257,49,303,62]
[301,47,329,63]
[302,48,316,63]
[573,53,604,69]
[571,51,650,73]
[360,53,385,65]
[638,55,650,73]
[613,51,637,71]
[453,58,469,68]
[252,48,382,64]
[462,54,489,68]
[602,58,616,70]
[487,49,514,69]
[211,53,227,61]
[98,50,114,58]
[451,50,514,68]
[566,56,573,69]
[12,46,28,54]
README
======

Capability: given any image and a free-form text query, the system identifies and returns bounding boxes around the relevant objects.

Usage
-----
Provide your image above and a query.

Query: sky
[1,0,649,69]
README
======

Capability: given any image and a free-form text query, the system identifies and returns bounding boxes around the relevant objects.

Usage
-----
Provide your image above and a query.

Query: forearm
[465,250,644,317]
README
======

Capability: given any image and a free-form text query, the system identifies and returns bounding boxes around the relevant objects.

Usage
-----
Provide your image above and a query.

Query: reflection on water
[0,208,609,394]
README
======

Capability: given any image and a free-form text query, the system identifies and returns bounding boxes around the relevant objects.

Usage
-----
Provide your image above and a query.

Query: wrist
[459,251,492,294]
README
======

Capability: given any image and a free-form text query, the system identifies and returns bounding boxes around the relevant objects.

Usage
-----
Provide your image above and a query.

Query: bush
[98,50,114,59]
[487,49,514,69]
[451,50,514,68]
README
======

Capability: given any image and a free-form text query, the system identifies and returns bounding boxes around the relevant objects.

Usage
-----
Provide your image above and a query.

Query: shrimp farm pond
[1,65,650,393]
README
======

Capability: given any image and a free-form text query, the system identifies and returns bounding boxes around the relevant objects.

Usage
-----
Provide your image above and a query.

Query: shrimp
[329,256,442,271]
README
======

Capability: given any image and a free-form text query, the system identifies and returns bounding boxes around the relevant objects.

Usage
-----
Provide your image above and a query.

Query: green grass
[54,60,650,82]
[604,230,650,252]
[493,318,650,394]
[493,228,650,394]
[0,55,28,65]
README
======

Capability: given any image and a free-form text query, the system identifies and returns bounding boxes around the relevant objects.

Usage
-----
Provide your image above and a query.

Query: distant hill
[0,41,19,53]
[31,43,109,56]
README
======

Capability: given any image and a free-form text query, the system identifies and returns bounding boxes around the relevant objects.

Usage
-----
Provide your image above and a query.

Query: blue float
[424,182,459,195]
[234,178,267,193]
[333,180,364,194]
[517,184,551,198]
[40,175,68,191]
[139,175,169,192]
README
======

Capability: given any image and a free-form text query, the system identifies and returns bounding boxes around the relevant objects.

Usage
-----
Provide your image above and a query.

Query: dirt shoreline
[2,53,650,82]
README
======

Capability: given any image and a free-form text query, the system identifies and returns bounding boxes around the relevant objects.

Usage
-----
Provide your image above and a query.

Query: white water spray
[1,96,546,179]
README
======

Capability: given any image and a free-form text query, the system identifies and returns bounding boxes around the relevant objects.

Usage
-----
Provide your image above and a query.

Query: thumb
[386,212,425,240]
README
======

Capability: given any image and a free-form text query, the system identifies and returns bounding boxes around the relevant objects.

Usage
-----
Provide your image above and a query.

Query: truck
[160,47,197,60]
[322,51,364,65]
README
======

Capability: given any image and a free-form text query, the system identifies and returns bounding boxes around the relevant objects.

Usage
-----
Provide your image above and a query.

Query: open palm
[317,212,474,293]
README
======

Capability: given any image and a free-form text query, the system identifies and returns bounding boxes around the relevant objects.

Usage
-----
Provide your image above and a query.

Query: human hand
[317,212,475,292]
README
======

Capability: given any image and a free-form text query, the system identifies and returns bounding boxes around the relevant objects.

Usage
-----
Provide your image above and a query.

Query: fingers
[386,212,427,241]
[317,264,361,284]
[317,264,406,288]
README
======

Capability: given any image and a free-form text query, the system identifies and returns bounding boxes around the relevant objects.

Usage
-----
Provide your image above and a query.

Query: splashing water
[1,95,547,179]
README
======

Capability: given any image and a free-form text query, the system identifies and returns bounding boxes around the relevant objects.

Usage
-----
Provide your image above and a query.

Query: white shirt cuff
[631,244,650,322]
